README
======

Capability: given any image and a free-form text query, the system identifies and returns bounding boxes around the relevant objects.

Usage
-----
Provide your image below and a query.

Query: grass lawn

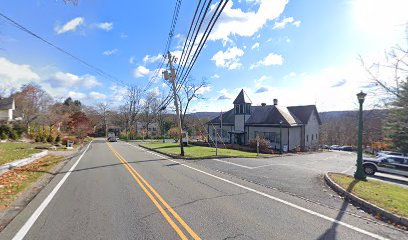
[143,142,271,158]
[329,173,408,218]
[0,155,64,210]
[0,143,42,166]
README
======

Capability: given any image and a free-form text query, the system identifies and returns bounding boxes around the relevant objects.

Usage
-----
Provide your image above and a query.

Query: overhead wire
[0,12,125,86]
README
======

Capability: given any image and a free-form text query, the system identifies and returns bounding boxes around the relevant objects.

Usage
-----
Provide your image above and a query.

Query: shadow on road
[18,158,167,175]
[317,179,359,239]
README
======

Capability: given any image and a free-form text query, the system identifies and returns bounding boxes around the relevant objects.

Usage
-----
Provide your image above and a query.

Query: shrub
[168,127,180,142]
[249,138,271,152]
[1,132,8,140]
[47,135,54,143]
[0,124,12,136]
[8,130,18,140]
[55,135,61,143]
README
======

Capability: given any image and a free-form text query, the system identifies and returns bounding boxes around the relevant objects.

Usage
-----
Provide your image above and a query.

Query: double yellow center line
[106,143,200,240]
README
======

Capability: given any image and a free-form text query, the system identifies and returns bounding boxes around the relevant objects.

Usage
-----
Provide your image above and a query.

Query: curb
[138,144,280,160]
[0,150,49,176]
[324,172,408,228]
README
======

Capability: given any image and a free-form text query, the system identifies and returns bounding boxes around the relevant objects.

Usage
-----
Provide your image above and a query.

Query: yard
[329,173,408,218]
[0,143,42,165]
[0,155,64,210]
[143,142,272,158]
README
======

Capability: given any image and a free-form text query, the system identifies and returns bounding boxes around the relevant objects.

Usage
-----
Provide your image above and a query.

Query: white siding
[304,110,320,149]
[208,124,232,143]
[247,126,302,151]
[234,115,245,131]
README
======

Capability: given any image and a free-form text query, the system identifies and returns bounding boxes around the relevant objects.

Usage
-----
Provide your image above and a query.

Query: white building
[0,97,15,122]
[207,89,321,151]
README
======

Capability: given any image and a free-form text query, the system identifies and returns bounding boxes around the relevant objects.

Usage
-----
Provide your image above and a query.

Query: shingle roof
[0,97,14,110]
[233,89,252,104]
[208,104,320,126]
[288,105,321,125]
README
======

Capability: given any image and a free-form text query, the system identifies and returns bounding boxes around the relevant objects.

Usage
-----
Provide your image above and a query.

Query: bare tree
[360,27,408,101]
[177,77,208,129]
[140,90,161,138]
[121,85,143,140]
[96,103,110,137]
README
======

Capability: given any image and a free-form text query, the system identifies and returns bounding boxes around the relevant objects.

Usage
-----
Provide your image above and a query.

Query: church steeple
[233,89,252,115]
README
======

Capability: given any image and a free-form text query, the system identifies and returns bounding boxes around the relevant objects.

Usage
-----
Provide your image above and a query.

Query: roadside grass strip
[0,155,64,210]
[143,142,271,158]
[0,143,42,166]
[107,143,201,240]
[329,173,408,218]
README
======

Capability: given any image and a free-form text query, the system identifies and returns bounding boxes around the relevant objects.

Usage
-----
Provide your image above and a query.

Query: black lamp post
[279,120,283,154]
[354,91,367,180]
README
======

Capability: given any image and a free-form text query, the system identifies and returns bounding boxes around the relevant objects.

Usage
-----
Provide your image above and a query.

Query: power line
[0,12,125,86]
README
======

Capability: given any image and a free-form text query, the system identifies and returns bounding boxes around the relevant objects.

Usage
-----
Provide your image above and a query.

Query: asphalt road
[0,140,407,240]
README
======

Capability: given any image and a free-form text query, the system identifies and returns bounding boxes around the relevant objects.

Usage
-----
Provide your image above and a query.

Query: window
[256,132,278,143]
[235,105,239,114]
[246,103,251,114]
[312,134,314,141]
[307,135,309,142]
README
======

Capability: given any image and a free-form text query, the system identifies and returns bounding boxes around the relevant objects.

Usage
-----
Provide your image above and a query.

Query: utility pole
[163,51,185,156]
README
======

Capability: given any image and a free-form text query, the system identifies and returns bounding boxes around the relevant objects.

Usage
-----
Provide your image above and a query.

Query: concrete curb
[138,144,281,160]
[324,172,408,228]
[0,150,49,175]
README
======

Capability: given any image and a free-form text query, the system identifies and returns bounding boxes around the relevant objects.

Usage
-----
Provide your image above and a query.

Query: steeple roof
[233,89,252,104]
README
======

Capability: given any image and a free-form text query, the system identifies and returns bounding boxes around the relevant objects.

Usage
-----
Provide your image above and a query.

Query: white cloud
[68,91,86,100]
[103,49,118,56]
[96,22,113,31]
[217,88,235,100]
[251,42,260,50]
[133,66,150,78]
[55,17,84,34]
[120,33,128,38]
[209,0,289,41]
[143,54,162,64]
[196,85,212,95]
[89,91,106,100]
[250,53,283,69]
[0,57,41,95]
[273,17,293,29]
[254,75,270,87]
[211,47,244,70]
[48,72,101,89]
[129,56,135,64]
[211,74,220,79]
[273,17,301,29]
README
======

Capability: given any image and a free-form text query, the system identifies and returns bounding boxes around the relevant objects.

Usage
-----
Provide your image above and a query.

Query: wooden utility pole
[165,51,185,156]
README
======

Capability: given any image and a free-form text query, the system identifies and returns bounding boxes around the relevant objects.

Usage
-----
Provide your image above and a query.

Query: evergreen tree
[387,78,408,153]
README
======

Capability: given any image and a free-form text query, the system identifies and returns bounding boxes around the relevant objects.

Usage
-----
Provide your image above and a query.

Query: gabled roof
[288,105,321,125]
[0,97,14,110]
[233,89,252,104]
[208,104,321,126]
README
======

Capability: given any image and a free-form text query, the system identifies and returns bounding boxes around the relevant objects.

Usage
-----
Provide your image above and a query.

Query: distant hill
[319,109,388,122]
[187,112,220,120]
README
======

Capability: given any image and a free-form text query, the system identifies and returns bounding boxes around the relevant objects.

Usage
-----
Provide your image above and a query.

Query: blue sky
[0,0,407,112]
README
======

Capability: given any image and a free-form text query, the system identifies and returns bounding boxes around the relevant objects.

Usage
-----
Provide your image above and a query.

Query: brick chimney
[261,103,266,106]
[273,99,278,105]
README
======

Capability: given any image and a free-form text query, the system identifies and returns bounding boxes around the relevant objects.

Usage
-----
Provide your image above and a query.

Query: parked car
[340,146,353,151]
[329,145,341,150]
[376,151,406,158]
[321,145,330,149]
[363,155,408,177]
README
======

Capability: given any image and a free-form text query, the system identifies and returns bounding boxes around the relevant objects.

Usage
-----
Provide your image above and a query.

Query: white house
[207,89,321,151]
[0,97,15,122]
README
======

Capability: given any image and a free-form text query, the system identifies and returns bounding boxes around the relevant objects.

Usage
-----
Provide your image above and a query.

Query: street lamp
[354,91,367,180]
[279,120,283,154]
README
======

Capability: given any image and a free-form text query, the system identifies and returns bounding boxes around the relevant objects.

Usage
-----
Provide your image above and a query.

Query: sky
[0,0,407,112]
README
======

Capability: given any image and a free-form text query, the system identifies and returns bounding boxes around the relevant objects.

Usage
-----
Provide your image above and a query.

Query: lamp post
[354,91,367,180]
[279,120,283,154]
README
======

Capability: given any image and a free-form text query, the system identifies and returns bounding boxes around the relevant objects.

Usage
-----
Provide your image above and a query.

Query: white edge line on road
[12,141,93,240]
[127,143,388,240]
